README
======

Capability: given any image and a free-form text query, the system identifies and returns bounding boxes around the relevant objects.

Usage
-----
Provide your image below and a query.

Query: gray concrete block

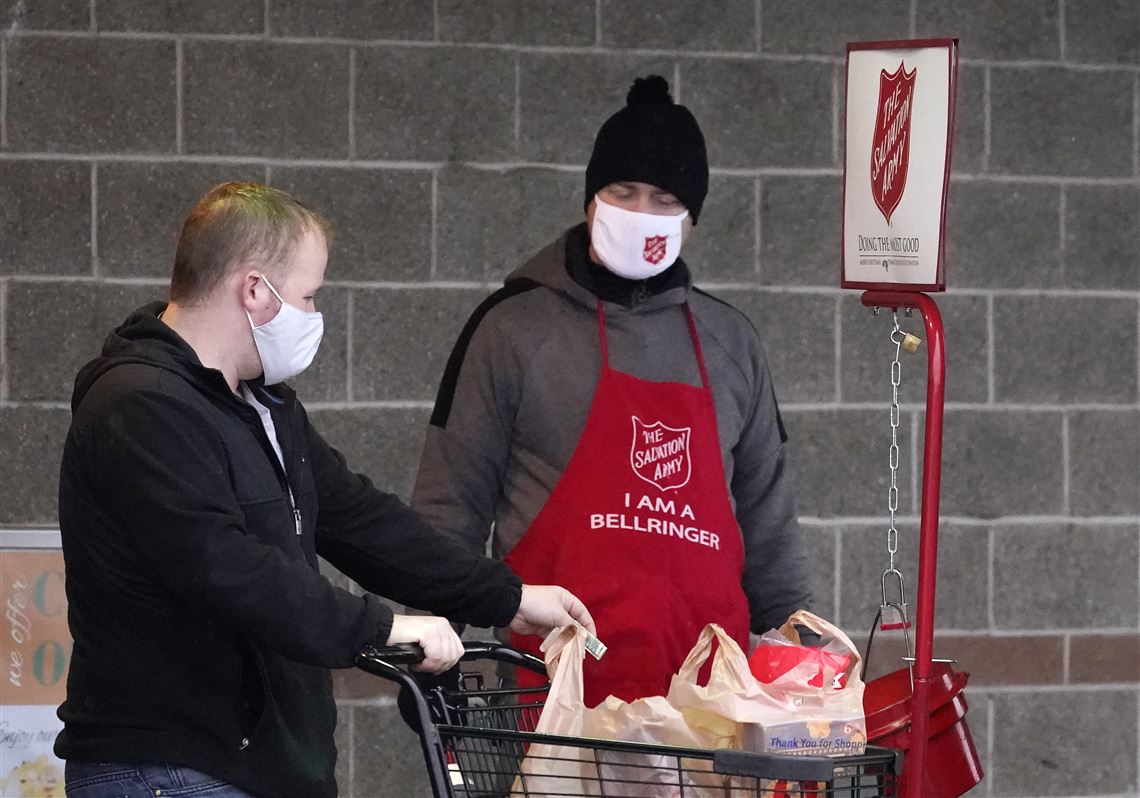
[601,0,755,51]
[355,47,515,162]
[0,406,71,524]
[947,180,1062,288]
[991,690,1138,794]
[840,293,989,405]
[801,524,837,621]
[6,38,175,153]
[352,703,434,798]
[1,160,91,276]
[351,288,486,402]
[761,0,910,55]
[950,64,986,175]
[837,523,989,632]
[183,41,349,158]
[288,286,348,403]
[439,0,595,45]
[683,59,834,169]
[781,408,906,517]
[714,290,836,403]
[1069,410,1140,516]
[915,0,1060,60]
[97,162,264,278]
[506,171,587,279]
[436,165,583,282]
[98,0,263,33]
[6,280,162,401]
[989,67,1134,177]
[758,175,840,286]
[936,410,1064,517]
[307,407,431,501]
[4,0,89,30]
[1065,0,1140,64]
[994,295,1138,403]
[270,0,433,39]
[271,166,432,282]
[683,176,756,283]
[333,705,351,796]
[518,52,676,164]
[1063,185,1140,290]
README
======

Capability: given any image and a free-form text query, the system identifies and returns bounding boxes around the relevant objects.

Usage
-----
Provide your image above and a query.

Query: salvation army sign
[630,417,691,492]
[842,39,958,291]
[871,62,916,224]
[643,235,668,266]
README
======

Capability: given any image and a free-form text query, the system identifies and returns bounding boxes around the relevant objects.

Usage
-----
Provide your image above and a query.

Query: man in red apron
[414,75,812,706]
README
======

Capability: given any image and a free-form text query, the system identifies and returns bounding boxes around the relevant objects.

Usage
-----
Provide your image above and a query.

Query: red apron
[506,301,750,706]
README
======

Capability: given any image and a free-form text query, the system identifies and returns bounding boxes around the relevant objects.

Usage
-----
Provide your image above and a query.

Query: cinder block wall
[1,1,1137,795]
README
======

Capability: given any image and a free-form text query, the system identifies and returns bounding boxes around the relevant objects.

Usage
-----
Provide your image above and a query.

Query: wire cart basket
[358,642,903,798]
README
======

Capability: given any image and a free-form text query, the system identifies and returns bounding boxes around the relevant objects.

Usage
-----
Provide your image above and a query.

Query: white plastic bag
[667,612,867,757]
[513,625,733,797]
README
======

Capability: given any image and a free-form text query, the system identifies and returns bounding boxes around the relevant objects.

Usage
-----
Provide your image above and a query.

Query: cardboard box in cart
[742,717,868,757]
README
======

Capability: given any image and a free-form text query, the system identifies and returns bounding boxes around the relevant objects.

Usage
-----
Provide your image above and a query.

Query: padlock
[900,332,922,353]
[880,601,912,631]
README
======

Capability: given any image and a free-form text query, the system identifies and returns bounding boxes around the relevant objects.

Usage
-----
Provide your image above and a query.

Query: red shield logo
[643,235,668,265]
[870,62,917,224]
[630,416,691,492]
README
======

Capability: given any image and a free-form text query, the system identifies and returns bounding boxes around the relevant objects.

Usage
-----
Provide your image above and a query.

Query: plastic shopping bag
[512,625,735,798]
[667,612,867,758]
[750,614,856,689]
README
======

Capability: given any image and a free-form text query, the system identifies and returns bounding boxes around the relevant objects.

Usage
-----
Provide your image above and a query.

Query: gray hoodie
[412,224,811,634]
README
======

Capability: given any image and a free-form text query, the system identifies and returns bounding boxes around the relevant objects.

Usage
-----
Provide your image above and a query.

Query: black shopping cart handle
[714,746,904,781]
[357,640,547,676]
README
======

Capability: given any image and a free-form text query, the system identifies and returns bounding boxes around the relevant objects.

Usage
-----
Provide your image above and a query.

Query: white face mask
[589,195,689,280]
[248,274,324,386]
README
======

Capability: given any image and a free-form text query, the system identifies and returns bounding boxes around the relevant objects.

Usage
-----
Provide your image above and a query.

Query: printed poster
[842,38,958,291]
[1,549,68,797]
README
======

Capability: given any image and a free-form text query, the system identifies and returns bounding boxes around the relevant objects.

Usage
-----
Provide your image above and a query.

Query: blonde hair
[170,182,331,304]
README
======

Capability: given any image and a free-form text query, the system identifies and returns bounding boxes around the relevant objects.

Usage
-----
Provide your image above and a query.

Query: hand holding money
[509,584,597,638]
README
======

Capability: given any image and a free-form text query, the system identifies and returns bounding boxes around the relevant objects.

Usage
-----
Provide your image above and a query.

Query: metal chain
[887,311,904,573]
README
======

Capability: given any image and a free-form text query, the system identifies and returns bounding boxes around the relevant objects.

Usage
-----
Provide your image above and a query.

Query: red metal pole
[860,290,945,798]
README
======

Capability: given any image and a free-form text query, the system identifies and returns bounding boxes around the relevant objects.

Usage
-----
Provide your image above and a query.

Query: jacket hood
[506,223,693,313]
[71,302,241,412]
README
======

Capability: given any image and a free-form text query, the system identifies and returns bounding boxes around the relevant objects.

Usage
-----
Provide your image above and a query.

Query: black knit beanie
[585,75,709,224]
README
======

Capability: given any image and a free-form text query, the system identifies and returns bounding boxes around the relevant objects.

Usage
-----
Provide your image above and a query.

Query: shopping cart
[357,641,903,798]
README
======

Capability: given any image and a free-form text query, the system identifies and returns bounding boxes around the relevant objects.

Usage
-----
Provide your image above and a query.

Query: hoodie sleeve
[305,407,523,630]
[731,345,814,635]
[410,285,536,556]
[87,387,390,669]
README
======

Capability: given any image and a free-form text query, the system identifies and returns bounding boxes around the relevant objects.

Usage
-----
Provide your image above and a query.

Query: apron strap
[683,304,712,391]
[596,301,711,392]
[596,301,610,370]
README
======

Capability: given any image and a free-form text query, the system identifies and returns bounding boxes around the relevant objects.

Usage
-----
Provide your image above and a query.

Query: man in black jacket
[56,182,593,798]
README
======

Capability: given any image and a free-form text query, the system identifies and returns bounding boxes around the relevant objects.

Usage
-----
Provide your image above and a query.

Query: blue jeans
[64,762,258,798]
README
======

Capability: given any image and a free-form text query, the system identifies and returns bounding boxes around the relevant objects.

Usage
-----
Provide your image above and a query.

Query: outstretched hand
[508,584,596,638]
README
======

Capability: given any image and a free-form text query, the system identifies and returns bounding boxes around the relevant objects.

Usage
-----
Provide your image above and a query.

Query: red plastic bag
[748,633,853,689]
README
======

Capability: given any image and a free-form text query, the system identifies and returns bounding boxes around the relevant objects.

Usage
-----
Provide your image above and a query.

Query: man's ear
[237,267,264,313]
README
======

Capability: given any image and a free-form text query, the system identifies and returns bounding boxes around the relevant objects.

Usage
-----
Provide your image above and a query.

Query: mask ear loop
[248,274,285,330]
[257,273,287,305]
